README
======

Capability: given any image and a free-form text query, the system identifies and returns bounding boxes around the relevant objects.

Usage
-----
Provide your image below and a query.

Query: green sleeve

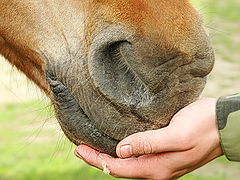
[216,93,240,162]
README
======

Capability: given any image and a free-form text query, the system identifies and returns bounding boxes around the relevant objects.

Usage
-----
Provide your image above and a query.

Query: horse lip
[46,72,119,156]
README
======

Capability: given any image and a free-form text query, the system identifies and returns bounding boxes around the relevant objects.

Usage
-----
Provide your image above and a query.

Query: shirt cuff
[216,93,240,162]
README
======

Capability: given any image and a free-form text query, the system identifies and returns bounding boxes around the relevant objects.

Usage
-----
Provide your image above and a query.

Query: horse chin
[46,61,208,156]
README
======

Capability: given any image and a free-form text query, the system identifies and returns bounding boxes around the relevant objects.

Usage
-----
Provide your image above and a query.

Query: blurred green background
[0,0,240,179]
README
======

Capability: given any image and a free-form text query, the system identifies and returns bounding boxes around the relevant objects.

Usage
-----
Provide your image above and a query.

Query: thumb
[116,127,188,158]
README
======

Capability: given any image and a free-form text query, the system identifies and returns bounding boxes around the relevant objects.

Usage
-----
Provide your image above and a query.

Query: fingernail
[74,149,83,159]
[120,145,132,158]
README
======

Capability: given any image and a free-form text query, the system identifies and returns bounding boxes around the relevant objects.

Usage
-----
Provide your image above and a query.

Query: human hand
[75,98,223,179]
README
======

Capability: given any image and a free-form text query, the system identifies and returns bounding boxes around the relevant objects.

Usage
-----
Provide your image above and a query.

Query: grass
[181,174,230,180]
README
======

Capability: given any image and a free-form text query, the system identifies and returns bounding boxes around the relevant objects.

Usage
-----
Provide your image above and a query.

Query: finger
[75,145,104,170]
[116,127,192,158]
[75,145,168,179]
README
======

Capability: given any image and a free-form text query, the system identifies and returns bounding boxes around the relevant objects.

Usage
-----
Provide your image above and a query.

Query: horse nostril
[108,41,135,75]
[107,40,159,93]
[108,40,131,61]
[88,38,150,108]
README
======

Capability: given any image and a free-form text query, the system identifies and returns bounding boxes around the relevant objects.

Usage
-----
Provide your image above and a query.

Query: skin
[75,98,224,179]
[1,0,215,155]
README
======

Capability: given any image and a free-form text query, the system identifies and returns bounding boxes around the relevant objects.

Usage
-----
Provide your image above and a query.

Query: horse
[0,0,214,156]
